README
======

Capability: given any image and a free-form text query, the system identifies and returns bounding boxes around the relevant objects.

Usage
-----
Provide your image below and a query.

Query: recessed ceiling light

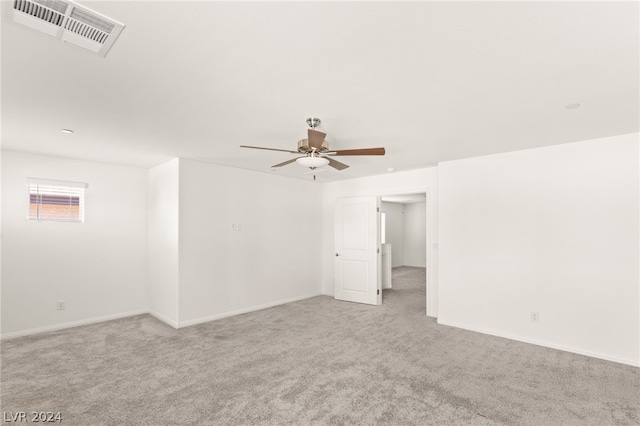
[565,103,580,110]
[61,129,74,134]
[387,168,396,172]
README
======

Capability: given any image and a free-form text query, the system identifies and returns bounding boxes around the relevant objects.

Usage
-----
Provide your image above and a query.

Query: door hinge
[377,248,380,254]
[377,289,380,295]
[377,207,380,212]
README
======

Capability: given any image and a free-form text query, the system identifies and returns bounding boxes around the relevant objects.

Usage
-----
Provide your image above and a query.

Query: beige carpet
[1,267,638,425]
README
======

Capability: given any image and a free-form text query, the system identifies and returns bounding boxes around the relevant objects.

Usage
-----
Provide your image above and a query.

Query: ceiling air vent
[8,0,125,57]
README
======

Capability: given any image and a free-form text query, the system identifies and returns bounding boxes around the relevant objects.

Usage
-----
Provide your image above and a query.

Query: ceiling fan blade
[325,156,350,170]
[240,145,299,154]
[308,129,326,150]
[329,147,386,156]
[271,157,302,168]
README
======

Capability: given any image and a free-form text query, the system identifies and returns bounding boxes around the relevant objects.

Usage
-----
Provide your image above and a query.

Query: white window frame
[26,178,88,223]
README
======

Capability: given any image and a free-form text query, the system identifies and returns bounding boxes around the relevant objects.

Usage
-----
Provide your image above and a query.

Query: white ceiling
[2,1,638,182]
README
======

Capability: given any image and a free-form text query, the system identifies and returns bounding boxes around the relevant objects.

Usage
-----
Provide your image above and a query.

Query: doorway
[380,193,428,314]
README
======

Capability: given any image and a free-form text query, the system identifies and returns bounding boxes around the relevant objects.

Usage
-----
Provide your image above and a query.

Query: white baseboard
[437,319,640,368]
[0,309,149,340]
[0,294,325,338]
[148,310,179,329]
[178,293,323,328]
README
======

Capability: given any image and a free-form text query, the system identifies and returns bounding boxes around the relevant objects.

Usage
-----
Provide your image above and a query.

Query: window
[26,178,88,222]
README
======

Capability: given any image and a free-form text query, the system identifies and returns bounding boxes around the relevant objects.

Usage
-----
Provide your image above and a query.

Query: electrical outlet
[57,300,65,311]
[531,312,539,322]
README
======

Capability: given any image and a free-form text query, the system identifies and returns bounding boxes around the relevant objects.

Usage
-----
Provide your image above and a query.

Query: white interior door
[334,196,381,305]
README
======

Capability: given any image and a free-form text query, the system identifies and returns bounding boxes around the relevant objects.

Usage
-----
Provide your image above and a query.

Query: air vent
[14,0,67,27]
[8,0,125,57]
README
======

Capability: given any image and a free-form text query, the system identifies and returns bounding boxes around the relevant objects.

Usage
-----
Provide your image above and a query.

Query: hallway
[382,266,427,316]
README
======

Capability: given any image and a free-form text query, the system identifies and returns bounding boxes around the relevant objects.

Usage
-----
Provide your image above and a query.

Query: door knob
[335,253,341,257]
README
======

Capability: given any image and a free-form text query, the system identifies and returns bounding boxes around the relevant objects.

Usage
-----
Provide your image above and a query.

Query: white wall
[322,168,438,316]
[2,153,324,336]
[380,201,405,267]
[148,159,180,327]
[176,159,324,326]
[438,133,639,366]
[381,200,427,268]
[404,202,426,267]
[1,151,148,336]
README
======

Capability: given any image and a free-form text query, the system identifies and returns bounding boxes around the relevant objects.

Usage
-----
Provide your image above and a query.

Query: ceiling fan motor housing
[297,139,329,154]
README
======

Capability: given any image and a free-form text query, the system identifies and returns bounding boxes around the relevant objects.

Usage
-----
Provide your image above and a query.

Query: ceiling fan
[240,118,385,171]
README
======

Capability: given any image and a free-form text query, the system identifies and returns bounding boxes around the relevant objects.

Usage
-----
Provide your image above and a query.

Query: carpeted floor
[1,266,638,425]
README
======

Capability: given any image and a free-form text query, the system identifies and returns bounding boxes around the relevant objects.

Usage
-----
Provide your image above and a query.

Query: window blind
[26,178,88,222]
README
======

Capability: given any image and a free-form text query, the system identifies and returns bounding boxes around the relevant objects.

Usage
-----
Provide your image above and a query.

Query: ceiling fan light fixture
[296,156,329,168]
